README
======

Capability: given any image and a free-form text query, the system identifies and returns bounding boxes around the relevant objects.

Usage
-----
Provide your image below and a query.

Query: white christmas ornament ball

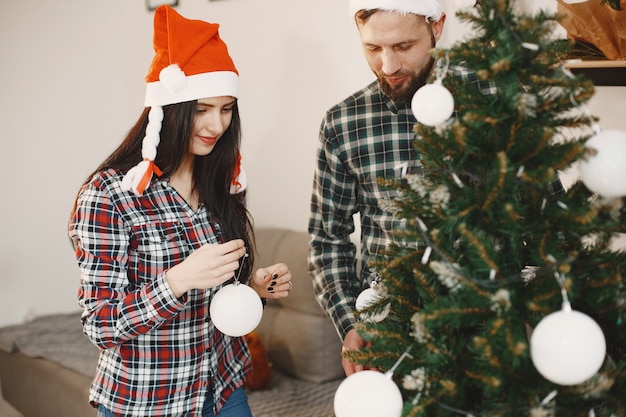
[530,309,606,386]
[356,288,390,322]
[334,370,403,417]
[210,283,263,337]
[579,129,626,198]
[411,82,455,126]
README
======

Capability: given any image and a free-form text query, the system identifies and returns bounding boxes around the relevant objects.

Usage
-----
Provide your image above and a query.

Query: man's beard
[379,56,435,104]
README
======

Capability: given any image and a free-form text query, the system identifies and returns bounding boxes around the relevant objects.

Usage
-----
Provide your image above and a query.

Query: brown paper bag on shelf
[557,0,626,60]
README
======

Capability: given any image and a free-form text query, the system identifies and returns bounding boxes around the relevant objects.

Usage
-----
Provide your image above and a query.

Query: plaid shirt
[69,169,251,417]
[307,68,536,340]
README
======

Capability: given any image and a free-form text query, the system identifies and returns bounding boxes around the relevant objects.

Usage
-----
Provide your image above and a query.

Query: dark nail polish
[270,281,277,286]
[272,274,279,279]
[267,287,274,291]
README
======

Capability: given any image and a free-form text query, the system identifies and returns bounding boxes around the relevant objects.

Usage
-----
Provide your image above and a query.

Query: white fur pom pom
[159,64,187,94]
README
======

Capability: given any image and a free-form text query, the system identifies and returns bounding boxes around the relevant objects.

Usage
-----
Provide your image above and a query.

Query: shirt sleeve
[307,117,363,341]
[69,179,185,349]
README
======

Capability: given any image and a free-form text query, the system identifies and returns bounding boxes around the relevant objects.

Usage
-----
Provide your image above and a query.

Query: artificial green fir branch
[355,1,626,414]
[481,152,508,211]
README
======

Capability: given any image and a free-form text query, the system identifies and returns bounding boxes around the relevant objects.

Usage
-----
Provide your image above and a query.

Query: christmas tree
[336,0,626,416]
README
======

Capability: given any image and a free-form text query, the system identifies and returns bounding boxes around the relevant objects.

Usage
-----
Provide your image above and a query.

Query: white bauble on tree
[210,282,263,337]
[411,81,455,126]
[356,287,390,322]
[334,370,403,417]
[579,129,626,198]
[530,308,606,385]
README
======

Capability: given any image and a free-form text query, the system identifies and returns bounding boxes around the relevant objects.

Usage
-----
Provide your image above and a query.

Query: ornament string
[433,52,450,83]
[378,345,414,391]
[554,271,572,312]
[233,249,249,286]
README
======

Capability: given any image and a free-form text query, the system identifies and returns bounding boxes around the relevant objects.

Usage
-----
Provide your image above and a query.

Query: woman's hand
[166,239,247,298]
[248,263,292,299]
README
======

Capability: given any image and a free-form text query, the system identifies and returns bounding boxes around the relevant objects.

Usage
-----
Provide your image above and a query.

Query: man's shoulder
[327,80,380,114]
[449,64,497,96]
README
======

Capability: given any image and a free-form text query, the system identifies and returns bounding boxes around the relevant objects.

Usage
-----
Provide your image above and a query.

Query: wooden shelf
[565,59,626,86]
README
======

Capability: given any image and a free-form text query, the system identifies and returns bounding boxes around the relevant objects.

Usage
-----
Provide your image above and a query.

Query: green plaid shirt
[308,68,513,340]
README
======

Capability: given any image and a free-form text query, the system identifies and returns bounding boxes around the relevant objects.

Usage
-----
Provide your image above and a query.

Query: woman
[68,6,291,417]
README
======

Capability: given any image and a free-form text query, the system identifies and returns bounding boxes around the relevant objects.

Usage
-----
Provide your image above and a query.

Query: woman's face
[189,96,236,156]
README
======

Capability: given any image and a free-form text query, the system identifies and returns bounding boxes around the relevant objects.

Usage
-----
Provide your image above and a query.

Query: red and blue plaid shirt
[69,168,251,417]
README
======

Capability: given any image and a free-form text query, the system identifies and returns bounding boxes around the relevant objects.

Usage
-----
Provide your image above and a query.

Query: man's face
[357,11,445,103]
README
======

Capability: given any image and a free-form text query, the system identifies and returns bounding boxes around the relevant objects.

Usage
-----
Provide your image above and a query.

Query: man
[308,0,506,377]
[308,0,448,377]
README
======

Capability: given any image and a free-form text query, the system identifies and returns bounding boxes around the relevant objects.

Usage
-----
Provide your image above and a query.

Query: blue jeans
[96,387,252,417]
[202,387,252,417]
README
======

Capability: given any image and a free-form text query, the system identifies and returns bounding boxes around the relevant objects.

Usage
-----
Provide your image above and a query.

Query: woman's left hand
[249,263,292,299]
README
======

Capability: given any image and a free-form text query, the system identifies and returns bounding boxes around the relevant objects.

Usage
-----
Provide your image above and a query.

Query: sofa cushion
[254,228,326,317]
[253,228,344,383]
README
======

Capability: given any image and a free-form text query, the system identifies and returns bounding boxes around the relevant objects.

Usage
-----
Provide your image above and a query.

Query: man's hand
[341,328,368,376]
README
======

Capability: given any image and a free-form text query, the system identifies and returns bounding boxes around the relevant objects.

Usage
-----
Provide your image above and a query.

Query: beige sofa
[0,227,344,417]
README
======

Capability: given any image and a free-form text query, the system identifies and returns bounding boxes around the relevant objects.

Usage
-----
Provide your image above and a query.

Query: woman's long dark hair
[71,100,255,280]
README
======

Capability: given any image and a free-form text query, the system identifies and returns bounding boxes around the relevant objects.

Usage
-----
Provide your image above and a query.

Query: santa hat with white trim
[122,5,245,196]
[348,0,444,21]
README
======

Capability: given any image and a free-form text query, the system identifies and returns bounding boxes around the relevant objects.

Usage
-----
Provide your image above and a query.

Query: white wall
[1,0,624,327]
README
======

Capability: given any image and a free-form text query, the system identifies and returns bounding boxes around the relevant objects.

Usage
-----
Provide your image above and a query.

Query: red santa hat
[122,5,245,196]
[348,0,444,21]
